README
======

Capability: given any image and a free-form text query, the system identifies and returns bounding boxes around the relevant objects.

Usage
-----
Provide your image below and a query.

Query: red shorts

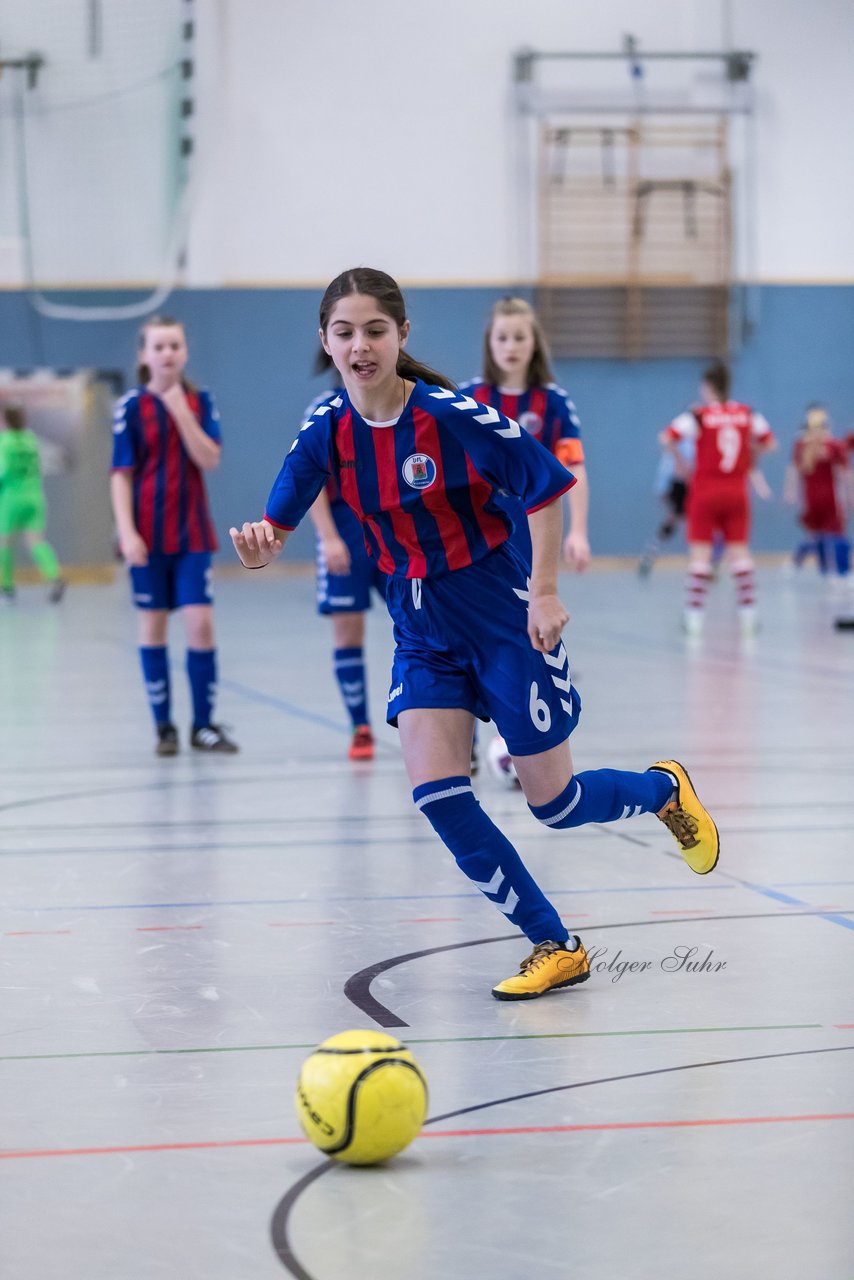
[687,486,749,543]
[801,504,844,536]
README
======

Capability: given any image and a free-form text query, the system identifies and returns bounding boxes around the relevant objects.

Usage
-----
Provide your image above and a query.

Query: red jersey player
[661,361,775,634]
[784,406,851,579]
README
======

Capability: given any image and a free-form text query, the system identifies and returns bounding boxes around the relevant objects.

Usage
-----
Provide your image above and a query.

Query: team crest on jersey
[402,453,437,490]
[519,411,543,436]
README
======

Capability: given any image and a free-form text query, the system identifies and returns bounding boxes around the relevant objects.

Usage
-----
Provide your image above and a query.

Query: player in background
[460,297,590,772]
[460,297,590,572]
[783,405,851,584]
[661,361,775,635]
[638,437,693,577]
[110,317,238,756]
[305,387,387,761]
[0,405,66,603]
[231,268,718,1002]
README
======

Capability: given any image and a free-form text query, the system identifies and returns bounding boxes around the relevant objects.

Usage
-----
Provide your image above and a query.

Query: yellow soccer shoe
[649,759,720,875]
[492,938,590,1001]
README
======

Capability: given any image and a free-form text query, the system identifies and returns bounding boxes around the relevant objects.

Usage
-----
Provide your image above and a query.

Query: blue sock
[187,648,217,730]
[139,646,171,726]
[834,537,851,576]
[334,646,368,727]
[414,776,569,946]
[529,768,675,829]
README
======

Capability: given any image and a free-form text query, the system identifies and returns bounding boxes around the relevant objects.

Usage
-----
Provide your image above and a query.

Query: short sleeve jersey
[265,379,576,579]
[793,437,848,519]
[459,380,584,469]
[302,388,345,505]
[0,429,43,495]
[111,387,221,554]
[664,401,773,490]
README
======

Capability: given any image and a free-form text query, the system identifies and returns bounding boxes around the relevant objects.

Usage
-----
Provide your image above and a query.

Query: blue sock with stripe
[139,646,171,726]
[414,776,569,946]
[334,646,368,727]
[528,768,675,829]
[187,648,217,730]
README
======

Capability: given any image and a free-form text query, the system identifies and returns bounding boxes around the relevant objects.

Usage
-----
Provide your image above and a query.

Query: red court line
[836,1024,854,1029]
[136,925,204,933]
[650,909,713,916]
[558,913,590,919]
[398,918,463,924]
[3,1113,852,1161]
[2,930,73,937]
[423,1113,854,1138]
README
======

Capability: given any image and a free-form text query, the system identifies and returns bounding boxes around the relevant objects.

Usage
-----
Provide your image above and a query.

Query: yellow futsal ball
[295,1030,428,1165]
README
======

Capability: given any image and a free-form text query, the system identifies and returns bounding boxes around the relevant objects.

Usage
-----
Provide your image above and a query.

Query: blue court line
[6,883,736,914]
[217,677,349,735]
[741,881,854,934]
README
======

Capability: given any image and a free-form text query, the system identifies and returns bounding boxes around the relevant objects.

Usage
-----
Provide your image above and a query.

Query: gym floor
[1,565,853,1279]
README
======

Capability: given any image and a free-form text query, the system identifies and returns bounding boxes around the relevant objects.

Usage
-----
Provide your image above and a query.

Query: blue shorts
[130,552,213,611]
[317,502,387,614]
[384,541,581,757]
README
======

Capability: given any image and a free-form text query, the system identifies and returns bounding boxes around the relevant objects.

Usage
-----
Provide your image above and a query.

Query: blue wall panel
[1,285,852,560]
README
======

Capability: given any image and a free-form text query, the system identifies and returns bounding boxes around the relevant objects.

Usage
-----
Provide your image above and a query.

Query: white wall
[186,0,854,285]
[2,0,852,285]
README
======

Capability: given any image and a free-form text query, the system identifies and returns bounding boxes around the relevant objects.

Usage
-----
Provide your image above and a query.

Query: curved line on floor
[270,1041,854,1279]
[343,907,854,1027]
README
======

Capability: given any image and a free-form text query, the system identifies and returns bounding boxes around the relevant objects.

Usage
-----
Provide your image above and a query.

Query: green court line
[0,1024,823,1064]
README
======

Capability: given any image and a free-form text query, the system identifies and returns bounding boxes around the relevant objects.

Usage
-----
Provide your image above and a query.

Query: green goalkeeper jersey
[0,429,44,495]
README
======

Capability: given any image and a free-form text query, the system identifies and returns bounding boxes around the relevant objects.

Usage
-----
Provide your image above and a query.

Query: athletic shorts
[383,541,581,757]
[666,479,688,518]
[687,486,749,543]
[130,552,213,611]
[316,502,387,614]
[0,488,46,537]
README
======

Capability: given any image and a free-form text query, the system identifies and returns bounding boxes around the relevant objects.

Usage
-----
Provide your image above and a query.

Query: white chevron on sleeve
[473,405,500,425]
[453,395,478,411]
[496,419,521,438]
[429,388,456,400]
[551,672,572,693]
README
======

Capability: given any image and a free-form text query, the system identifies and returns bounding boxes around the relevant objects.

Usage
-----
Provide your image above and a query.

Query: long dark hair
[482,297,554,389]
[137,315,196,392]
[315,268,456,391]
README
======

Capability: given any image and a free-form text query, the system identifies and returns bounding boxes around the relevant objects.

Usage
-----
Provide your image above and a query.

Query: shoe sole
[492,970,590,1001]
[156,744,179,757]
[651,759,720,875]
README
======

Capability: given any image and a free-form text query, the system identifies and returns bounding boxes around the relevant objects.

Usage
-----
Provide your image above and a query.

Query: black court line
[270,1042,854,1280]
[343,907,854,1028]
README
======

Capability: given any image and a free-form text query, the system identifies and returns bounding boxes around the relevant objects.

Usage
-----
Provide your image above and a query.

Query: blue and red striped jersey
[111,387,221,554]
[265,379,576,579]
[302,388,345,506]
[459,380,584,469]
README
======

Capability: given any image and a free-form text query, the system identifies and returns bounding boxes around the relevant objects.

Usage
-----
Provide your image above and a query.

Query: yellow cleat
[649,759,719,875]
[492,938,590,1001]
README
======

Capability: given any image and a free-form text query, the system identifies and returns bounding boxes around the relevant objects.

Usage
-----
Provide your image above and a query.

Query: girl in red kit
[784,406,851,580]
[661,361,776,635]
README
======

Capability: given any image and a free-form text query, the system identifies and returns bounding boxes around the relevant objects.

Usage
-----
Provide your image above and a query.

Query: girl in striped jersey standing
[111,318,238,756]
[232,269,718,1002]
[460,297,590,572]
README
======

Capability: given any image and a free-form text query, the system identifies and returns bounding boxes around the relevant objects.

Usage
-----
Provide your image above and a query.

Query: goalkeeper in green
[0,405,66,602]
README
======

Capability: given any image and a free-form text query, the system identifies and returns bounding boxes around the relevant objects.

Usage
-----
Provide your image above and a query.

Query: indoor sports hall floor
[2,564,853,1279]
